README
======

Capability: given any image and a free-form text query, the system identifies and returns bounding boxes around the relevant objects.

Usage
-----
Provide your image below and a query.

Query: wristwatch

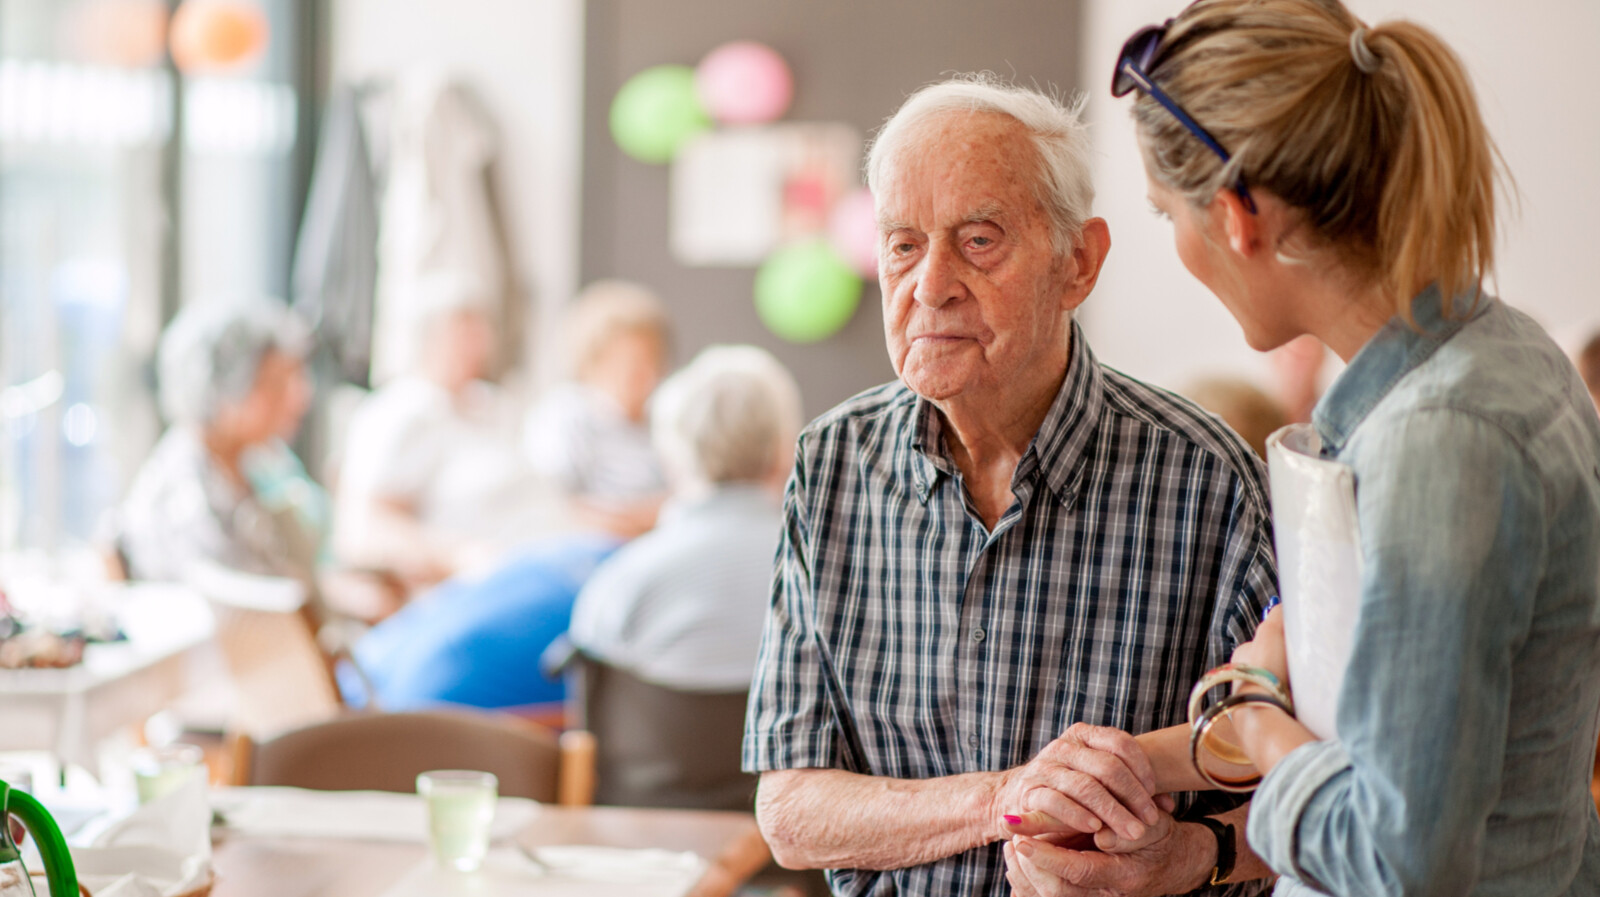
[1190,815,1236,886]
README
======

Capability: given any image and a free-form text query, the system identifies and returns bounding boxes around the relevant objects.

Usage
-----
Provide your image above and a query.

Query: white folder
[1265,424,1364,741]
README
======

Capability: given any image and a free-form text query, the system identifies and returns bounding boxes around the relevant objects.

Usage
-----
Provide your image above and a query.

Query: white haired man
[742,76,1277,895]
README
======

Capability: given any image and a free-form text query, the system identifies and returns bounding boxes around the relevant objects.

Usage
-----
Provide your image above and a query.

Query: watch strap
[1189,815,1236,886]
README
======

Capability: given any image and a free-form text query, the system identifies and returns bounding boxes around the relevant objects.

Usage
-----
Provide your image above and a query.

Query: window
[0,0,308,561]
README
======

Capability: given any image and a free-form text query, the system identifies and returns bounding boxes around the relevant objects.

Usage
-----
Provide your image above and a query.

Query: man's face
[876,111,1077,403]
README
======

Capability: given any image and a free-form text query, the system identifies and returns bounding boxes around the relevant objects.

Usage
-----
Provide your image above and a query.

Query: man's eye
[894,242,916,254]
[969,236,993,248]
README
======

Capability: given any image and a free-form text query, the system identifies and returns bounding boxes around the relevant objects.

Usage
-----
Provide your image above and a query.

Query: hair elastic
[1349,28,1381,74]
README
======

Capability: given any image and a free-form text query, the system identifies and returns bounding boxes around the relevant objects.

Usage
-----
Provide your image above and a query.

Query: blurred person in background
[335,271,556,588]
[118,298,321,598]
[570,344,800,692]
[115,298,350,732]
[1578,332,1600,417]
[1183,377,1288,459]
[562,345,801,810]
[1267,334,1327,424]
[526,279,670,539]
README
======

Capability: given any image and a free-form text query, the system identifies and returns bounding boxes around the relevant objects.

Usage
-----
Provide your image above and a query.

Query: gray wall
[581,0,1085,419]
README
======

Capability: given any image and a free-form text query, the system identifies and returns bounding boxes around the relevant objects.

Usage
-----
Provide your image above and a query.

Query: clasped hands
[992,723,1205,897]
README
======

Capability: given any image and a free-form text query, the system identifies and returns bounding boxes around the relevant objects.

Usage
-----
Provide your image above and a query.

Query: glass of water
[130,744,205,804]
[416,770,498,872]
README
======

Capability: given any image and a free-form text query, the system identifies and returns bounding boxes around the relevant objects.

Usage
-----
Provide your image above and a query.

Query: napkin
[47,776,214,897]
[379,845,707,897]
[210,787,541,843]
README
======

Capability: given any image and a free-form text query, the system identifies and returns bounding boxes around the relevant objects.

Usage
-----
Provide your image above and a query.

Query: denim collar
[1313,284,1494,455]
[909,319,1102,505]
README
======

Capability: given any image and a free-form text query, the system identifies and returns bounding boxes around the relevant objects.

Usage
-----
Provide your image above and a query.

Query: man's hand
[1003,811,1213,897]
[990,723,1161,843]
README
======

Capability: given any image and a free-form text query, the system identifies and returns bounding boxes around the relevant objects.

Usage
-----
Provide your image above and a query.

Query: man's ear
[1062,218,1111,313]
[1215,189,1259,258]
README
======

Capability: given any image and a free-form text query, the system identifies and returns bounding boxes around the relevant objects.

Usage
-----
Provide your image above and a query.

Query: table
[210,804,770,897]
[0,584,214,770]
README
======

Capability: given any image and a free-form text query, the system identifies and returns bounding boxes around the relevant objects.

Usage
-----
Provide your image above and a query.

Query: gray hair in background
[157,298,308,426]
[865,74,1095,254]
[565,279,672,380]
[650,345,802,487]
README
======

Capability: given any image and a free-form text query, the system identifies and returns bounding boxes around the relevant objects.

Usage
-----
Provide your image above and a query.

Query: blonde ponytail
[1132,0,1510,323]
[1368,22,1501,320]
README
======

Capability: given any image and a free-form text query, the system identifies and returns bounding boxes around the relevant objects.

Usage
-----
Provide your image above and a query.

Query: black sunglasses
[1113,21,1258,214]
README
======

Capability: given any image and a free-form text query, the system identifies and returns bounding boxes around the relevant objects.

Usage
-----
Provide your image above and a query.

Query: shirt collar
[909,319,1103,505]
[1313,284,1494,454]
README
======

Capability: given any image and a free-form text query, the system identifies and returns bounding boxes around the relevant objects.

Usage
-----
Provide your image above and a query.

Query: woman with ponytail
[1026,1,1600,895]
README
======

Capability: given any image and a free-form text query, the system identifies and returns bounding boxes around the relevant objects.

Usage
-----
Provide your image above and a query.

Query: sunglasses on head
[1113,20,1258,214]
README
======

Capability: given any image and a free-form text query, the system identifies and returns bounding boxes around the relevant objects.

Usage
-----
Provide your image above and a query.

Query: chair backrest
[569,654,754,811]
[232,709,594,804]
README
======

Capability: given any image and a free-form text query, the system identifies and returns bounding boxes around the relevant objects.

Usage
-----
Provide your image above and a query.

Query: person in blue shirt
[1003,2,1600,895]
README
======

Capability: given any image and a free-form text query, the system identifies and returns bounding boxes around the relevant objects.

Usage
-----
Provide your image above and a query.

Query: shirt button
[971,628,986,643]
[968,734,979,747]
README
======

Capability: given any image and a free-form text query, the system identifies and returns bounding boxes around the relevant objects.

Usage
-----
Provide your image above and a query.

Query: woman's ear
[1214,189,1259,259]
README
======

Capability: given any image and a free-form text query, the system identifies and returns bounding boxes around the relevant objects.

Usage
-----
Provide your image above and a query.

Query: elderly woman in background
[563,344,801,811]
[119,298,321,599]
[335,272,556,586]
[117,298,344,732]
[526,280,671,539]
[570,344,801,695]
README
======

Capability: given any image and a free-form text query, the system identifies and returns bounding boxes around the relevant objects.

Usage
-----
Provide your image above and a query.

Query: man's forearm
[756,768,1004,871]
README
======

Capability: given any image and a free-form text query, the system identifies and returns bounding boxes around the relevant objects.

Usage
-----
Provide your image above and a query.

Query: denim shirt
[1249,286,1600,896]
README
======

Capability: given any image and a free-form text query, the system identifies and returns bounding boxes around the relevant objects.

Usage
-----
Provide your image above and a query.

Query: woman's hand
[1230,605,1289,685]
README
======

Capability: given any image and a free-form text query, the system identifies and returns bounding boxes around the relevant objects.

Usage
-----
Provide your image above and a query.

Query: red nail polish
[1003,815,1022,826]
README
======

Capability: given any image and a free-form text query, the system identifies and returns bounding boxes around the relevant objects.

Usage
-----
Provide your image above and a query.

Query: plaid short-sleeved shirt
[743,324,1277,896]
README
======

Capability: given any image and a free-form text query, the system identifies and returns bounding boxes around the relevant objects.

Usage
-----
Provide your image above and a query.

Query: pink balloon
[696,41,793,125]
[828,188,879,278]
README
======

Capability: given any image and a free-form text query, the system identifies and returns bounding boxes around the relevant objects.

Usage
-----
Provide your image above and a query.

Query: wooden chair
[229,709,596,806]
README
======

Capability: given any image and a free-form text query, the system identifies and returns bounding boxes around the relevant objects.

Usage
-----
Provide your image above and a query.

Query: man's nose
[911,242,965,308]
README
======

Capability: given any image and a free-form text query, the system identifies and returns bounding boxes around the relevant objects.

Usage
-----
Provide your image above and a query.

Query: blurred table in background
[211,800,769,897]
[0,583,214,771]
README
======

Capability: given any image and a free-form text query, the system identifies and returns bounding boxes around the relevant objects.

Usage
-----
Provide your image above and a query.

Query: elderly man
[742,77,1276,896]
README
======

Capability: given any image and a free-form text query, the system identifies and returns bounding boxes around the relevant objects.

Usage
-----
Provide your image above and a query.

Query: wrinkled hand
[992,723,1161,844]
[1004,810,1209,897]
[1230,605,1288,685]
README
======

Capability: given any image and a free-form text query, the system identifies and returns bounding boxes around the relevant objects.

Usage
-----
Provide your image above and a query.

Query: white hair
[650,345,802,487]
[158,298,307,426]
[865,74,1095,253]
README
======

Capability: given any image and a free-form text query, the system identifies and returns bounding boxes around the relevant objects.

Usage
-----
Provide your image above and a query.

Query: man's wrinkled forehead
[875,111,1042,225]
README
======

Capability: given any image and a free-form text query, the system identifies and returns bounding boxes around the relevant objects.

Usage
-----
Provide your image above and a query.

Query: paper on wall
[1266,424,1363,741]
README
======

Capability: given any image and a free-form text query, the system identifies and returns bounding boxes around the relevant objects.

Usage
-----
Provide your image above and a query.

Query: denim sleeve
[1248,409,1546,896]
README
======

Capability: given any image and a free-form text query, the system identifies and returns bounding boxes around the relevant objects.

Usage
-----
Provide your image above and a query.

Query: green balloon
[610,65,711,164]
[754,241,864,343]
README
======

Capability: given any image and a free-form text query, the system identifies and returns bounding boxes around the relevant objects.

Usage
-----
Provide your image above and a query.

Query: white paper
[379,845,706,897]
[55,775,214,897]
[1266,424,1363,741]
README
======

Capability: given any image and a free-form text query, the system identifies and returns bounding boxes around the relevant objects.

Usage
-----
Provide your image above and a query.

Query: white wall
[1080,0,1600,391]
[330,0,585,389]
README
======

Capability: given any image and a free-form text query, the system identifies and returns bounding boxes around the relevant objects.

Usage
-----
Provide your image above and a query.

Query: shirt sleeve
[1248,409,1544,896]
[742,440,841,773]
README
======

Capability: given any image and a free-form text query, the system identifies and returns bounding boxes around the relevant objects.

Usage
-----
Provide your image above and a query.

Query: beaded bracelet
[1188,691,1294,792]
